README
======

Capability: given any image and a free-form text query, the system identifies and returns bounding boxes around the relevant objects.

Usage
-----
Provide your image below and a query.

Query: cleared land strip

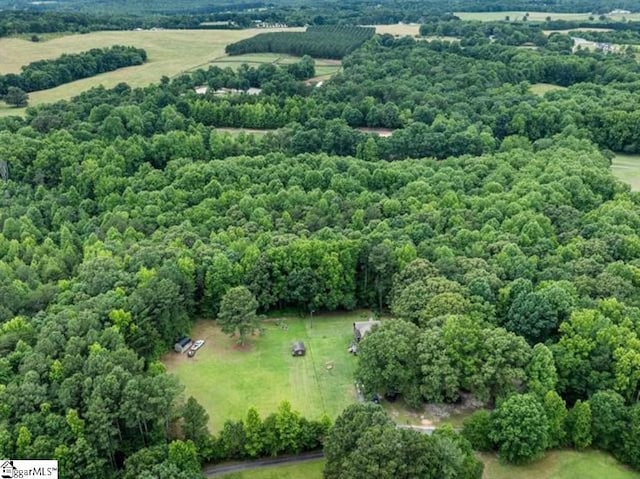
[204,451,325,477]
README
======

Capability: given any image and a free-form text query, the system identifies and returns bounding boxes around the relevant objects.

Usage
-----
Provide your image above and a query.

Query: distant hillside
[3,0,640,15]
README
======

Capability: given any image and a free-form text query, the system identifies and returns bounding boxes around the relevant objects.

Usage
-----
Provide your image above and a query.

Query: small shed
[353,319,381,342]
[292,341,306,356]
[174,336,192,353]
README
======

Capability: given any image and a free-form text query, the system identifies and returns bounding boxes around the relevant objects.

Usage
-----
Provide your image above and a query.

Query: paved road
[203,451,325,477]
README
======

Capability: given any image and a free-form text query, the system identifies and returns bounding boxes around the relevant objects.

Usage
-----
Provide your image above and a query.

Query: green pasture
[0,101,25,117]
[481,449,640,479]
[217,450,640,479]
[0,28,301,107]
[612,154,640,191]
[203,53,341,76]
[163,312,367,431]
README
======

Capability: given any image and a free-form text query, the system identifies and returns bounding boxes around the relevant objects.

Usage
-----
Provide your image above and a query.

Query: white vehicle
[190,339,205,351]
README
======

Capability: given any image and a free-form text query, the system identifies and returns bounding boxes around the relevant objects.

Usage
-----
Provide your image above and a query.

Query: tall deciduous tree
[490,394,549,463]
[527,343,558,397]
[569,400,592,450]
[589,390,626,452]
[356,319,421,406]
[4,87,28,108]
[543,390,568,448]
[217,286,259,345]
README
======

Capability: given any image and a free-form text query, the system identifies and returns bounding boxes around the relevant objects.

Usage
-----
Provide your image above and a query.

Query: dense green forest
[3,0,640,15]
[2,4,640,478]
[0,46,147,96]
[226,26,375,59]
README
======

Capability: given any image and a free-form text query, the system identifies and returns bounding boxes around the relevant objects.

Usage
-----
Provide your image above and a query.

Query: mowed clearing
[481,450,640,479]
[0,28,302,106]
[163,312,365,431]
[530,83,567,96]
[218,459,324,479]
[373,24,421,36]
[217,450,640,479]
[203,53,341,77]
[612,154,640,191]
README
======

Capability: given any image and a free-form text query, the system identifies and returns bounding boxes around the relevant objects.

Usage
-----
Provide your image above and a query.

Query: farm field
[217,451,640,479]
[0,28,302,106]
[373,23,421,36]
[163,312,368,431]
[612,154,640,191]
[530,83,567,96]
[455,11,640,21]
[203,53,341,76]
[543,27,614,35]
[370,24,461,40]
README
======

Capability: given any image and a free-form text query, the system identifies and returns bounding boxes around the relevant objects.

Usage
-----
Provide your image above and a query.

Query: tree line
[225,26,375,60]
[0,45,147,97]
[0,10,640,477]
[462,390,640,469]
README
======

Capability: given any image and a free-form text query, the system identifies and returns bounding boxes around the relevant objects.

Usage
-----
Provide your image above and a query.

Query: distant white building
[213,87,262,96]
[610,9,631,14]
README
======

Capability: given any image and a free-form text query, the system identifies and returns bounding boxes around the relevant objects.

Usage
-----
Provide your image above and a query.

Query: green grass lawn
[612,154,640,191]
[530,83,567,96]
[216,451,640,479]
[481,450,640,479]
[163,312,369,431]
[0,101,25,117]
[218,459,325,478]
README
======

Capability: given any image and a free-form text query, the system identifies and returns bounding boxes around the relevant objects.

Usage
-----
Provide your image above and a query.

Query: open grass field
[455,11,640,21]
[202,53,341,76]
[543,27,614,35]
[163,312,368,431]
[481,450,640,479]
[612,154,640,191]
[0,28,302,107]
[373,24,421,36]
[530,83,567,96]
[217,451,640,479]
[0,101,24,118]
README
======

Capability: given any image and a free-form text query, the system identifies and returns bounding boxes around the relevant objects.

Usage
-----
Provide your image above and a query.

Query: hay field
[0,28,302,105]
